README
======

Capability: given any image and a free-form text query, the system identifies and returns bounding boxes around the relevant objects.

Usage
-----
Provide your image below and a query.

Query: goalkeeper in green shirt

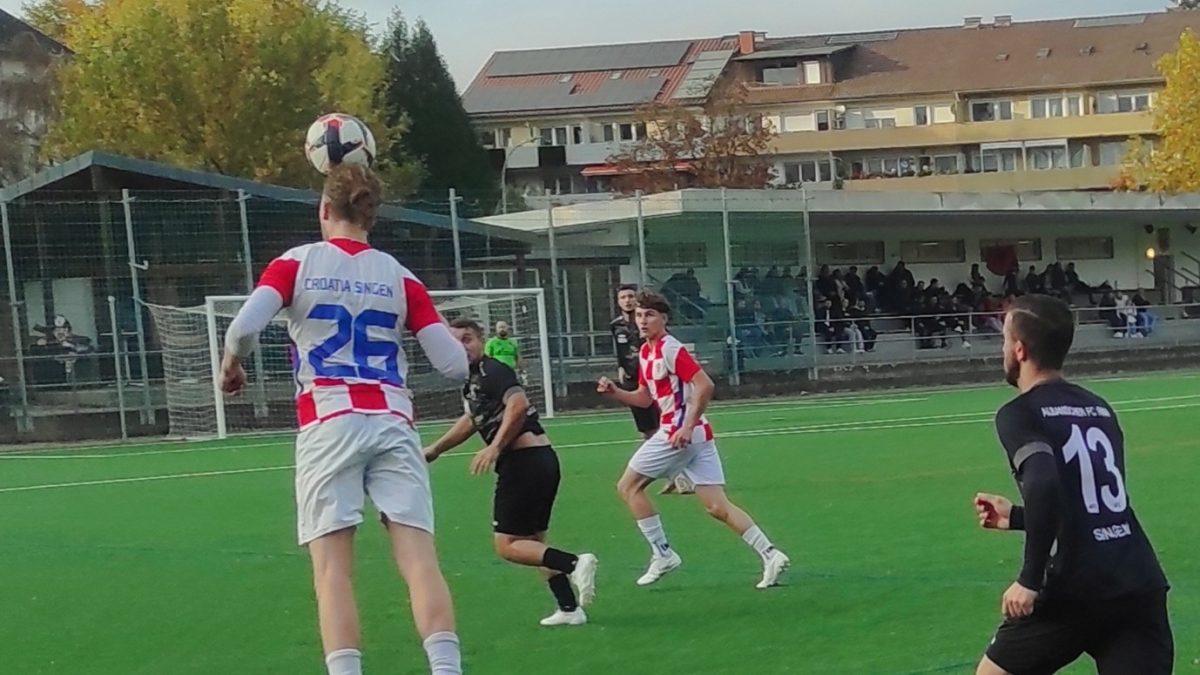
[484,321,521,372]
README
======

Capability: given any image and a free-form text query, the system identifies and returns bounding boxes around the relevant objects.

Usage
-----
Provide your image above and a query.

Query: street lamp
[501,135,542,214]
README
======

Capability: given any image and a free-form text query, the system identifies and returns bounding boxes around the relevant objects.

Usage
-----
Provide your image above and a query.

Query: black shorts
[986,588,1173,675]
[493,446,560,536]
[619,378,660,435]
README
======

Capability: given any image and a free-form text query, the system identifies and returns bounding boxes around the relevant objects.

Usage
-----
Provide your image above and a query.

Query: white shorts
[294,413,433,546]
[627,429,725,486]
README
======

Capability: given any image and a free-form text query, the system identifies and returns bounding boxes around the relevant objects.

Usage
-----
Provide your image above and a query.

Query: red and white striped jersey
[638,334,713,442]
[257,238,444,430]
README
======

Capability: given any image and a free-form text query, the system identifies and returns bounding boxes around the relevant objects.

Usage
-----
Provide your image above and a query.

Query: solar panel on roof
[671,49,735,100]
[826,31,898,45]
[487,41,691,77]
[463,77,666,114]
[1073,15,1145,28]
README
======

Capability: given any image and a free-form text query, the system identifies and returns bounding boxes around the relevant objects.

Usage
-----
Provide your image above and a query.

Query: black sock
[547,573,578,612]
[541,548,579,574]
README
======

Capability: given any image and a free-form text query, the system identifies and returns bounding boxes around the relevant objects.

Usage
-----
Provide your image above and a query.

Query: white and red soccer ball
[305,113,377,175]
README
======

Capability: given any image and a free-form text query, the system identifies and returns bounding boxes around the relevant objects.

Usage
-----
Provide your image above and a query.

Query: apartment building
[463,11,1200,197]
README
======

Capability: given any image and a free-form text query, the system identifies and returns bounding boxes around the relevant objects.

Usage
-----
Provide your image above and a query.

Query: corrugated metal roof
[0,152,532,242]
[0,9,70,54]
[487,40,692,76]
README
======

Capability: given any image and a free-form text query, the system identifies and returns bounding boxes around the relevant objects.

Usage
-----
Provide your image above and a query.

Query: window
[934,155,959,174]
[980,148,1022,172]
[781,160,831,184]
[914,106,930,126]
[634,122,647,140]
[1069,144,1086,168]
[646,242,707,266]
[602,124,615,142]
[1068,96,1082,117]
[497,128,511,147]
[618,123,634,141]
[816,241,885,265]
[760,63,799,85]
[865,117,897,129]
[539,126,569,146]
[478,130,495,147]
[971,100,1013,122]
[803,61,822,84]
[1098,91,1153,114]
[1098,141,1128,166]
[732,241,801,267]
[572,125,584,145]
[899,240,966,264]
[980,238,1042,262]
[1028,146,1068,170]
[816,110,830,131]
[1056,236,1114,260]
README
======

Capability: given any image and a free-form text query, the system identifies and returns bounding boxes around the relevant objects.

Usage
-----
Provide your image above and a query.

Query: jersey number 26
[307,304,401,386]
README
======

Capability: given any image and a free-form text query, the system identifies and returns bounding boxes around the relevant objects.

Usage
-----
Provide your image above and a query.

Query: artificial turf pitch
[2,372,1197,674]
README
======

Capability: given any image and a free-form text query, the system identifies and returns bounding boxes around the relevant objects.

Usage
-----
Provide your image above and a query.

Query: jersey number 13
[1061,424,1127,515]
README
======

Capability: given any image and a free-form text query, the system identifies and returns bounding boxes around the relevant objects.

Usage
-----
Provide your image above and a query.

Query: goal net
[146,288,553,439]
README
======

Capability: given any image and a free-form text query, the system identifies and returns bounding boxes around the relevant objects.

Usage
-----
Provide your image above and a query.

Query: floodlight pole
[237,190,268,418]
[721,188,741,386]
[546,192,567,399]
[449,188,464,289]
[122,189,154,424]
[1,201,32,432]
[801,184,820,381]
[636,190,648,286]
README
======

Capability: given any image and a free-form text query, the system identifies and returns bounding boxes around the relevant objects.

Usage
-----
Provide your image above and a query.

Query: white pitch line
[4,400,1195,494]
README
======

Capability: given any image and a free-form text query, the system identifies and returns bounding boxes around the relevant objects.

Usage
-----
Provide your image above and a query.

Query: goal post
[148,287,554,440]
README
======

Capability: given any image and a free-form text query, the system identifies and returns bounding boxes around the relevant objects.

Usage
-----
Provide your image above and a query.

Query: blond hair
[323,164,383,231]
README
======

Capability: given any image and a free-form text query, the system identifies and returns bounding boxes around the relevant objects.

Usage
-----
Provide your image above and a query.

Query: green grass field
[2,373,1198,674]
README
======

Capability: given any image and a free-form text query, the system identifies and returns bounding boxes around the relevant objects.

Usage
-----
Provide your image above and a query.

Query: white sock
[741,525,776,561]
[423,631,462,675]
[636,514,672,558]
[325,648,362,675]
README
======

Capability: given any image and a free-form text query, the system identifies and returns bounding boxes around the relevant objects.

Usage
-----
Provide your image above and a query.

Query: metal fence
[3,186,1198,443]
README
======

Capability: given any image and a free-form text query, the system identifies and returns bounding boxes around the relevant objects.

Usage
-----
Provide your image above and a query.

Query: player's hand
[219,354,246,395]
[669,424,695,449]
[596,376,616,395]
[423,446,440,464]
[470,445,501,475]
[1001,581,1038,619]
[974,493,1013,530]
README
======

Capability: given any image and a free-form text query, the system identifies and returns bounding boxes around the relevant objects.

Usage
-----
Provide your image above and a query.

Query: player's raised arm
[220,261,292,393]
[424,413,476,463]
[403,275,469,381]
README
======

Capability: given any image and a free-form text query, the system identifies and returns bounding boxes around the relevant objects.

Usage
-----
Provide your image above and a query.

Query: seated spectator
[1047,262,1068,299]
[735,298,769,358]
[845,266,865,304]
[815,265,837,300]
[915,296,948,349]
[1114,290,1138,338]
[1132,289,1156,337]
[915,280,927,298]
[865,265,885,301]
[939,294,972,349]
[1098,289,1122,331]
[976,294,1004,333]
[970,263,988,293]
[925,278,943,300]
[1023,265,1044,295]
[814,295,849,354]
[1003,264,1020,297]
[848,299,877,353]
[952,282,974,304]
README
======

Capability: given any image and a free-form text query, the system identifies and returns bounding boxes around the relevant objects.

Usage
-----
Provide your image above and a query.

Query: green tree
[1120,28,1200,192]
[379,12,496,212]
[26,0,420,192]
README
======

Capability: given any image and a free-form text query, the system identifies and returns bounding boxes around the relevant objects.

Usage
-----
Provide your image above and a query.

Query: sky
[3,0,1172,88]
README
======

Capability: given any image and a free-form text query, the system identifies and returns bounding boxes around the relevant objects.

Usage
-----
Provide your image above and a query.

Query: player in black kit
[425,319,598,627]
[974,295,1171,675]
[611,284,692,495]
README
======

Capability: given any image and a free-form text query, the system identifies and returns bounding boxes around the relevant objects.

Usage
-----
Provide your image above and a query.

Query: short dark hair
[616,283,638,296]
[636,289,671,315]
[449,318,484,336]
[1008,295,1075,370]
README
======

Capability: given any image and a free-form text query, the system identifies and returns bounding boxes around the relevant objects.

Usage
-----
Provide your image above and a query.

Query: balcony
[769,112,1154,154]
[503,145,540,169]
[565,141,633,166]
[841,165,1120,192]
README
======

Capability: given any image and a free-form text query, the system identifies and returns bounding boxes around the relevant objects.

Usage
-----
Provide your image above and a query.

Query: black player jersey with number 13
[995,379,1168,600]
[463,357,544,448]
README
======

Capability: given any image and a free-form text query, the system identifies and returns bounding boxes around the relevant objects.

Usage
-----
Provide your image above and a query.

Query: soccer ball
[305,113,376,174]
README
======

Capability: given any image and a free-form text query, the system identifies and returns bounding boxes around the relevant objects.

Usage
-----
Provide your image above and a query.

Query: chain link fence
[2,187,1198,443]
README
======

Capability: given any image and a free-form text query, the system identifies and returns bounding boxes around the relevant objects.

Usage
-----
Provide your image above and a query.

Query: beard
[1003,356,1020,388]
